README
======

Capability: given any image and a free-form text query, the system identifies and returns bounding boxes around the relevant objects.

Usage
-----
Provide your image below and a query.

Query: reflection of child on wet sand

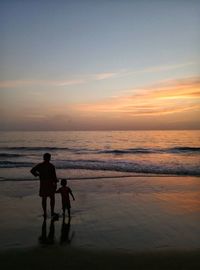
[60,216,75,245]
[56,179,75,218]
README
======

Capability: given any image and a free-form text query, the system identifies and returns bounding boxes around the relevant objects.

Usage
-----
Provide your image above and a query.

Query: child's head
[61,178,67,187]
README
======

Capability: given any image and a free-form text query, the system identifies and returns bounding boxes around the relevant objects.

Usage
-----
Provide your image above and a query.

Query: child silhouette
[56,179,75,218]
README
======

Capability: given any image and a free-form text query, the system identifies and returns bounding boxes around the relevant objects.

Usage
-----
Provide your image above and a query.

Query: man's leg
[42,196,47,217]
[50,194,55,216]
[62,206,66,217]
[67,207,71,219]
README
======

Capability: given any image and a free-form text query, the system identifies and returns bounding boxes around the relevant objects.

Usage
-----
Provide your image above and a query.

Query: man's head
[43,153,51,161]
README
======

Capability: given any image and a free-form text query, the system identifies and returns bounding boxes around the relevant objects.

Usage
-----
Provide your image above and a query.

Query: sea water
[0,130,199,180]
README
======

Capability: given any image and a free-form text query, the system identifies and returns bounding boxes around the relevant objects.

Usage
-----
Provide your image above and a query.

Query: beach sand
[0,175,200,269]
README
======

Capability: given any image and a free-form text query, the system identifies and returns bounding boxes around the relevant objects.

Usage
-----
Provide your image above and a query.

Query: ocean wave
[0,146,70,151]
[0,159,199,176]
[169,147,200,153]
[99,147,200,154]
[0,161,33,167]
[1,146,200,155]
[0,153,23,157]
[98,148,156,154]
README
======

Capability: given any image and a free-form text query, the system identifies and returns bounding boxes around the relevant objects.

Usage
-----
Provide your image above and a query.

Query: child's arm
[69,188,75,200]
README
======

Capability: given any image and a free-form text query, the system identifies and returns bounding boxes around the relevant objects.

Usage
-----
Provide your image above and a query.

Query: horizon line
[0,128,199,132]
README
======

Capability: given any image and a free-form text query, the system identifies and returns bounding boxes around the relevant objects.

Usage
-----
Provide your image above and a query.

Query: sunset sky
[0,0,200,130]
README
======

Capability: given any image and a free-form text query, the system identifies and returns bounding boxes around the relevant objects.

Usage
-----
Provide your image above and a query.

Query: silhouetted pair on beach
[30,153,75,219]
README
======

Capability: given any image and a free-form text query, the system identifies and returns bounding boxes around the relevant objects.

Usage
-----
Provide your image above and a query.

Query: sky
[0,0,200,131]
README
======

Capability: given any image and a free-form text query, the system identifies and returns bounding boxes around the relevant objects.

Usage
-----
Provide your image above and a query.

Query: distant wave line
[0,153,24,157]
[0,146,200,155]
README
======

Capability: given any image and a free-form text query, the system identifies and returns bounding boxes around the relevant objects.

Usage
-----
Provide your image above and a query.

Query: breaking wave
[0,159,199,176]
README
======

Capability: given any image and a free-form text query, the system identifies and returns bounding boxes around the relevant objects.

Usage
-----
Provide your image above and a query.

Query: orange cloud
[93,72,117,80]
[0,79,85,88]
[76,77,200,117]
[0,73,116,88]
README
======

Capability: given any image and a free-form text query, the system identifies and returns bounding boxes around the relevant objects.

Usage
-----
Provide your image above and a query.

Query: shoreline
[1,173,200,182]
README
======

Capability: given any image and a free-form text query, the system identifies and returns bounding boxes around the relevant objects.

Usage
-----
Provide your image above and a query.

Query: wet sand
[0,176,200,269]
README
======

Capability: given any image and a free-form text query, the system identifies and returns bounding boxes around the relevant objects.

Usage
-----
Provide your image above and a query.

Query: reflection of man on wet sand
[39,218,55,245]
[30,153,58,218]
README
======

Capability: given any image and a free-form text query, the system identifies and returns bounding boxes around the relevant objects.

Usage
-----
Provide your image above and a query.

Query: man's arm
[52,165,58,183]
[30,165,40,177]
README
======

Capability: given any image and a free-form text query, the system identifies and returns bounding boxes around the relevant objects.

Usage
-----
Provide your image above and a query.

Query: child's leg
[62,201,66,217]
[67,207,71,218]
[42,196,47,217]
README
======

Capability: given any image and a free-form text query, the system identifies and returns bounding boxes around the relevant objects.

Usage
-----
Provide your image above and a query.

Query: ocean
[0,130,200,181]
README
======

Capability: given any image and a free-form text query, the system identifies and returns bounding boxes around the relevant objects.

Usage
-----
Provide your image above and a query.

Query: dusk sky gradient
[0,0,200,130]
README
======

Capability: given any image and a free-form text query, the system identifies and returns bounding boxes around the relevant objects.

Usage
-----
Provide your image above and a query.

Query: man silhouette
[31,153,58,218]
